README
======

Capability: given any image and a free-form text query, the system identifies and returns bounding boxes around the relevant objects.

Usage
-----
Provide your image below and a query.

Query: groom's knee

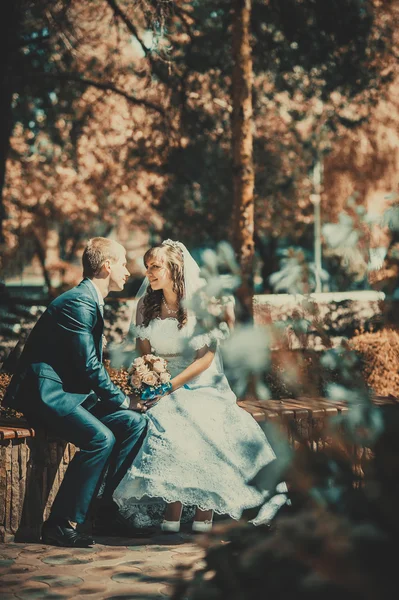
[123,411,147,437]
[91,427,116,454]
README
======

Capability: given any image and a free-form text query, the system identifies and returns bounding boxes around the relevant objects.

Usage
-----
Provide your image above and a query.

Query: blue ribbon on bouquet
[141,382,191,401]
[140,381,173,401]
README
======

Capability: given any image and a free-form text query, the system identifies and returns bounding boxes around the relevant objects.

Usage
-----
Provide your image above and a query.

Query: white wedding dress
[113,315,287,526]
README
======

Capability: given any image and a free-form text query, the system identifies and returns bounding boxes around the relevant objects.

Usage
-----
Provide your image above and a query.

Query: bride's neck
[162,288,178,308]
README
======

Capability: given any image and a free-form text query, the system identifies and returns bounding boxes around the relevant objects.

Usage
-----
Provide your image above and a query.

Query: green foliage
[155,0,395,256]
[160,142,233,245]
[253,0,388,98]
[12,2,80,145]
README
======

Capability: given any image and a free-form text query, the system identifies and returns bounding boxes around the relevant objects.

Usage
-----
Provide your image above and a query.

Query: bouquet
[129,354,172,401]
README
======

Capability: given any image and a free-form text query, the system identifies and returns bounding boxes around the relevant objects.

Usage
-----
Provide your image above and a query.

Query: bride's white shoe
[161,520,181,533]
[192,519,213,533]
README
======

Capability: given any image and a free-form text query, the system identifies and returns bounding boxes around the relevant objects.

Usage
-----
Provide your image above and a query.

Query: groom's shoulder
[50,279,93,309]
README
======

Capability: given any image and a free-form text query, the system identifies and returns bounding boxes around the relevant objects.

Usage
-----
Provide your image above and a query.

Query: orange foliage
[350,328,399,397]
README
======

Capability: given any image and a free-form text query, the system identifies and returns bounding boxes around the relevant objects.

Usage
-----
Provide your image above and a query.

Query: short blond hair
[82,238,123,277]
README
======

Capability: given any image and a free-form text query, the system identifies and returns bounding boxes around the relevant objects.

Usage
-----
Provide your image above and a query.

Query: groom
[4,237,147,547]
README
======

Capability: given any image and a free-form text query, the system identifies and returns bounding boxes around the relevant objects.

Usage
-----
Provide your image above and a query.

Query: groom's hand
[141,382,173,410]
[142,390,170,410]
[127,394,147,413]
[142,396,161,410]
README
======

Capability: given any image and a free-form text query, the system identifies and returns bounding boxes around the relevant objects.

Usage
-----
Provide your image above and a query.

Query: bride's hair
[141,244,187,329]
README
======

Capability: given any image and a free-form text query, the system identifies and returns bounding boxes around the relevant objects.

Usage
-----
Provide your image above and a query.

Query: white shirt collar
[87,278,104,306]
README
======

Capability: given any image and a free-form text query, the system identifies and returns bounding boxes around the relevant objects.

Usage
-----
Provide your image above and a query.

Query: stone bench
[1,394,397,542]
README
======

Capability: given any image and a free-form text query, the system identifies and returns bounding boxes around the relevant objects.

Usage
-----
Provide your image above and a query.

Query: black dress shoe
[42,520,95,547]
[92,512,155,538]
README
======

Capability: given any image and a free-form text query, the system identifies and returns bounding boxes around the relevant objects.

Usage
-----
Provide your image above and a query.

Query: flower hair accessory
[162,239,184,254]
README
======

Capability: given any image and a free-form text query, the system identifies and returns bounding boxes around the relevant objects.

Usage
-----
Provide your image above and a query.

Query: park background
[1,2,399,598]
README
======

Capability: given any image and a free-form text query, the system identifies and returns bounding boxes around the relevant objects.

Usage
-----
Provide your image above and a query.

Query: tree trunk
[33,234,53,296]
[0,1,23,245]
[231,0,255,319]
[254,232,278,293]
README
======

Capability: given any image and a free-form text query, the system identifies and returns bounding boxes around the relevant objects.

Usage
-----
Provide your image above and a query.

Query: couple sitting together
[4,237,287,547]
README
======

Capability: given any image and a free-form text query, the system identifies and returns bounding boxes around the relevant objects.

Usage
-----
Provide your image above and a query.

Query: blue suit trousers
[29,400,147,524]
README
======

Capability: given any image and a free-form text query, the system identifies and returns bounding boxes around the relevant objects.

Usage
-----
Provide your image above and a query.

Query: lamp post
[310,157,323,294]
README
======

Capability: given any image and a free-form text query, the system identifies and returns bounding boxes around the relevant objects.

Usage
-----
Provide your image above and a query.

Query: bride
[113,239,287,532]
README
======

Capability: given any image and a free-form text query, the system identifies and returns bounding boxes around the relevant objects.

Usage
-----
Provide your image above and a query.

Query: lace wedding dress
[113,316,287,526]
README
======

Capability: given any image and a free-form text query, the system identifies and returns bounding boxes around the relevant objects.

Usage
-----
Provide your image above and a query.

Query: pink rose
[136,364,149,377]
[130,375,142,389]
[142,372,158,386]
[134,357,145,366]
[144,354,157,363]
[153,361,165,373]
[159,372,171,383]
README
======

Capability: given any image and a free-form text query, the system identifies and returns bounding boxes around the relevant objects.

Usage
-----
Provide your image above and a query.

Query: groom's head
[83,237,130,291]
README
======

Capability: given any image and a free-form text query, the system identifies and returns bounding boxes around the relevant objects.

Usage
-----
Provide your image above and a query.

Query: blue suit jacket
[4,278,126,417]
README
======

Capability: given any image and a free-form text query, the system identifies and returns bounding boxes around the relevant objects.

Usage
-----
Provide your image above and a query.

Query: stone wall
[254,290,385,349]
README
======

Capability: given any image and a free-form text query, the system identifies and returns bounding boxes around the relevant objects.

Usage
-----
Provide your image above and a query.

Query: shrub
[349,328,399,397]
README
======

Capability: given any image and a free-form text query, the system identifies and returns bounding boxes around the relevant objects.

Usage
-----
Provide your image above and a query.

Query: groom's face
[108,245,130,292]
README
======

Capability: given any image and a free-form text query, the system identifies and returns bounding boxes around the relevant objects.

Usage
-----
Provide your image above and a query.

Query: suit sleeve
[54,296,126,408]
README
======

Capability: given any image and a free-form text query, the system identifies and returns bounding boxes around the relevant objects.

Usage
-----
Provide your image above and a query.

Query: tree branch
[31,229,53,293]
[104,0,171,80]
[105,0,149,58]
[14,71,166,116]
[18,33,51,49]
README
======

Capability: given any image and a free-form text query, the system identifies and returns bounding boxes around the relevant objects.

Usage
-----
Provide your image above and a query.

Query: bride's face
[145,253,173,292]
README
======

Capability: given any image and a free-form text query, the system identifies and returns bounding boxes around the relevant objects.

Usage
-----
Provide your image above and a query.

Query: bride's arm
[223,299,235,331]
[169,297,235,390]
[170,298,235,390]
[137,337,151,355]
[142,347,215,408]
[168,346,216,393]
[135,297,152,355]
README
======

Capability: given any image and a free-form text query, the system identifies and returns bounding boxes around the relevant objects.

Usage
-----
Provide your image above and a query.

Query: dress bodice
[135,317,194,355]
[135,316,213,379]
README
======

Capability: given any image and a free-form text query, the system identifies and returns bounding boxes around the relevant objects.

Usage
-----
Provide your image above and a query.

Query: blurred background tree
[0,0,398,295]
[155,0,397,291]
[1,1,171,292]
